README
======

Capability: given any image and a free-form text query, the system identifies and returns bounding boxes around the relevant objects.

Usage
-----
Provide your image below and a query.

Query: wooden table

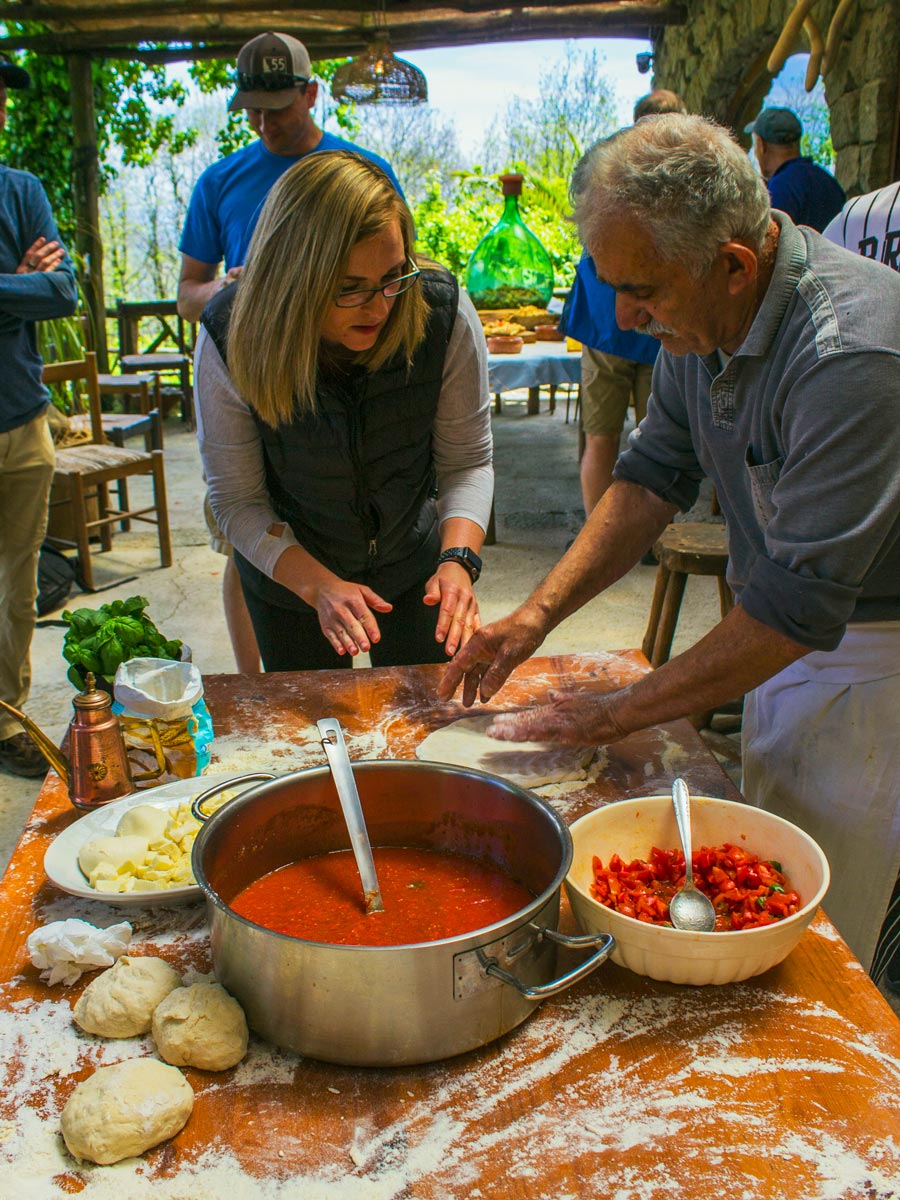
[488,339,580,415]
[2,652,899,1198]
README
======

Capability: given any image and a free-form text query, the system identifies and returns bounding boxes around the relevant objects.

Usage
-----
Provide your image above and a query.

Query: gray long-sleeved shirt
[0,165,78,432]
[615,214,900,650]
[195,288,494,581]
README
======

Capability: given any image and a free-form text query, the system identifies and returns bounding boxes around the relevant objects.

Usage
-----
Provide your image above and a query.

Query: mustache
[636,319,678,338]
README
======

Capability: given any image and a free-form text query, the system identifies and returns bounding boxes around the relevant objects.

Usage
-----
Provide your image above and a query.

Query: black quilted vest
[202,267,459,608]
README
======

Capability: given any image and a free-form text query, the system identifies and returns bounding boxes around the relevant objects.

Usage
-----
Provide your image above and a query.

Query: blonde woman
[194,151,492,671]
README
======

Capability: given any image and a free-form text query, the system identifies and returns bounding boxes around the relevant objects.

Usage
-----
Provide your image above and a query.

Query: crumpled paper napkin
[26,918,133,985]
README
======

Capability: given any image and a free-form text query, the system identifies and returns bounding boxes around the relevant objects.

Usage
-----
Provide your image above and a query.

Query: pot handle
[484,927,615,1000]
[190,772,275,822]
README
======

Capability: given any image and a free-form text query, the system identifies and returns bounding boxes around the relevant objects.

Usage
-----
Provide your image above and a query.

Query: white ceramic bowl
[565,794,830,986]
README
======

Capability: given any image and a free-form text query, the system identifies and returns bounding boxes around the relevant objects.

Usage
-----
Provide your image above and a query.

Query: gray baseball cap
[228,32,312,112]
[744,107,803,145]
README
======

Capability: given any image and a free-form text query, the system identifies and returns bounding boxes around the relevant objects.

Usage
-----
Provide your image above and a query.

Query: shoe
[0,732,50,778]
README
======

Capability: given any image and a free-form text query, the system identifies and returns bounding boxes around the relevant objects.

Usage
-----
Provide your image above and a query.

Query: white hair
[572,114,771,276]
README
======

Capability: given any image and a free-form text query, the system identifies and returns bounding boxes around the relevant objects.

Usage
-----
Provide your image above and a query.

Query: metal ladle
[318,717,385,914]
[669,778,716,933]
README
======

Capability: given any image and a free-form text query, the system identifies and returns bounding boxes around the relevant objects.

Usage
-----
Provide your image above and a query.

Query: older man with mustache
[439,114,900,985]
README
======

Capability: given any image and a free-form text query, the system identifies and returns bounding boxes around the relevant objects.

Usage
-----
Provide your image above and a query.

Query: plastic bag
[113,658,214,786]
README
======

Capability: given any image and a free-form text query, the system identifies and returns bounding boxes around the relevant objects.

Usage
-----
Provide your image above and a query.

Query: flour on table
[416,715,594,788]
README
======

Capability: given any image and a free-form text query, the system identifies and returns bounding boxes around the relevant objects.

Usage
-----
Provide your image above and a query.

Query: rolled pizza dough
[416,714,594,788]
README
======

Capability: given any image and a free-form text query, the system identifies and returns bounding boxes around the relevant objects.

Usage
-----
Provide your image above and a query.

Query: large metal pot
[192,761,614,1066]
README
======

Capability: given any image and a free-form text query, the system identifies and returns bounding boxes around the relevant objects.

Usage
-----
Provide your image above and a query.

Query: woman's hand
[487,689,631,746]
[312,579,393,656]
[423,562,481,657]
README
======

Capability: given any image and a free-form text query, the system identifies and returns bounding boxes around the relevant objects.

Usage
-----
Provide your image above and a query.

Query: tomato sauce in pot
[229,847,534,946]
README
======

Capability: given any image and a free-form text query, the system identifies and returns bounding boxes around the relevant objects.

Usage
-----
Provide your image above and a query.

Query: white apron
[742,622,900,971]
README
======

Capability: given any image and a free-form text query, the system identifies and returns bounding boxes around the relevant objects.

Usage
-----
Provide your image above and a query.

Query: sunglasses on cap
[235,71,309,92]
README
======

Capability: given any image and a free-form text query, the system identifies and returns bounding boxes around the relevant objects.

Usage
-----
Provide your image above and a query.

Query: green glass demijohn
[465,173,554,310]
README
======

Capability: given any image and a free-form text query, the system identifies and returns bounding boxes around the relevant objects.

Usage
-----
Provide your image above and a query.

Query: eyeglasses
[334,260,421,308]
[235,71,308,92]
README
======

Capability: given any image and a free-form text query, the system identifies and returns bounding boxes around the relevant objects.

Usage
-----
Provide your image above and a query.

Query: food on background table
[486,334,524,355]
[77,793,235,893]
[230,846,535,946]
[590,843,801,931]
[152,982,249,1071]
[60,1058,194,1166]
[482,319,526,337]
[73,954,182,1037]
[61,595,183,691]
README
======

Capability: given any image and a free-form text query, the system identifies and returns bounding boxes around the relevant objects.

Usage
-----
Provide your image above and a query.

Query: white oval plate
[43,772,254,905]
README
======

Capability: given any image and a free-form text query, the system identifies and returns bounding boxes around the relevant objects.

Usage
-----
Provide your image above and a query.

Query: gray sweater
[615,214,900,650]
[0,165,78,433]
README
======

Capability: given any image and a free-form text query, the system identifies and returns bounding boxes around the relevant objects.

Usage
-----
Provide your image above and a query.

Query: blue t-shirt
[0,166,78,432]
[558,253,659,365]
[767,156,846,233]
[179,133,404,270]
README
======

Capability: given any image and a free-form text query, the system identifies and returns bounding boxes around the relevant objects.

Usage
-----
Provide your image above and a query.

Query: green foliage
[62,595,182,688]
[0,39,194,242]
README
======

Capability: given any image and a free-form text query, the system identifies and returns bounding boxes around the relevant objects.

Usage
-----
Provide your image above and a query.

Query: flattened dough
[417,715,594,788]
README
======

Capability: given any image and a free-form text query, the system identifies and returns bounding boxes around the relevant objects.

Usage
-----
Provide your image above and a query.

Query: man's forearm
[177,276,225,323]
[613,604,809,735]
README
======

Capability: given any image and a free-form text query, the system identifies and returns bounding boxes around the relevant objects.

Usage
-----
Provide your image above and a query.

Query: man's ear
[305,80,319,107]
[718,241,758,295]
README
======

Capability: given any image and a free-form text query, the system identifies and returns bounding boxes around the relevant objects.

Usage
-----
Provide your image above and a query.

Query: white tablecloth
[487,340,581,393]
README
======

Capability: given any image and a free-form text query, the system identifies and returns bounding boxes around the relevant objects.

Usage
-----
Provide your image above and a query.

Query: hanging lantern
[331,31,427,107]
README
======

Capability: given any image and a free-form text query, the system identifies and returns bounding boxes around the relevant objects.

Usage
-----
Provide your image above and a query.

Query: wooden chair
[43,353,173,590]
[95,372,164,452]
[115,300,194,426]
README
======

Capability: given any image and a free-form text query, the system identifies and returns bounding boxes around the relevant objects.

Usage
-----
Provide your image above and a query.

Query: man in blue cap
[745,106,845,232]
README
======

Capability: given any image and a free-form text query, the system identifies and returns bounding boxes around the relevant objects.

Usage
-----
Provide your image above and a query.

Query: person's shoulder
[419,261,458,306]
[0,164,48,194]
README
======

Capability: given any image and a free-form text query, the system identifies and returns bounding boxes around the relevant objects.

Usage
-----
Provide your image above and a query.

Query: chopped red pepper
[589,842,801,931]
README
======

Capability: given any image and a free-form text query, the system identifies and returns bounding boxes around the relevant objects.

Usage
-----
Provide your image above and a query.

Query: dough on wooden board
[152,982,249,1071]
[73,954,182,1038]
[61,1057,194,1165]
[417,714,594,788]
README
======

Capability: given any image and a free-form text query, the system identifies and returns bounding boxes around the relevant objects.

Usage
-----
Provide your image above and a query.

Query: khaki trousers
[0,412,55,740]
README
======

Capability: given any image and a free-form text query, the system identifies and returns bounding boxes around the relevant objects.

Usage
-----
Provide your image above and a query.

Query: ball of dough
[152,982,249,1071]
[116,803,169,842]
[61,1057,193,1165]
[78,835,149,879]
[74,955,181,1038]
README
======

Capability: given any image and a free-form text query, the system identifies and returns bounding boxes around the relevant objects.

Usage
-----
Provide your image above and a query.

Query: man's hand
[423,561,481,657]
[312,579,393,656]
[16,237,64,274]
[487,689,630,746]
[437,604,549,707]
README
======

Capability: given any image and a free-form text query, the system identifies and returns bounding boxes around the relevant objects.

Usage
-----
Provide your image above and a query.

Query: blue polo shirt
[767,156,846,233]
[179,133,404,270]
[558,253,659,365]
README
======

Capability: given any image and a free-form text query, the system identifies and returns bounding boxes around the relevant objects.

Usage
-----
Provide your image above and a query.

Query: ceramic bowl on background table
[565,794,829,985]
[486,335,524,355]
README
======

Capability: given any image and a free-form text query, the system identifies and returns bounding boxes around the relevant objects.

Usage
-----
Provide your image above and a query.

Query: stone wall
[653,0,900,195]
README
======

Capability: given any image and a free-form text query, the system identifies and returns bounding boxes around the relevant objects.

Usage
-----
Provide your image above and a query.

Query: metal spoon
[318,717,385,914]
[669,778,716,932]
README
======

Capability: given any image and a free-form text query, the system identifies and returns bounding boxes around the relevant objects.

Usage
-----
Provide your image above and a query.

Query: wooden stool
[642,522,733,668]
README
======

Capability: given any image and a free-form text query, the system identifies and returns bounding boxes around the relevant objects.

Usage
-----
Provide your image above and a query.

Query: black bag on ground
[37,542,79,616]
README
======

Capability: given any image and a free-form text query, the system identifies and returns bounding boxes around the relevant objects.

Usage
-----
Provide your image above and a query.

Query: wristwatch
[437,547,483,582]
